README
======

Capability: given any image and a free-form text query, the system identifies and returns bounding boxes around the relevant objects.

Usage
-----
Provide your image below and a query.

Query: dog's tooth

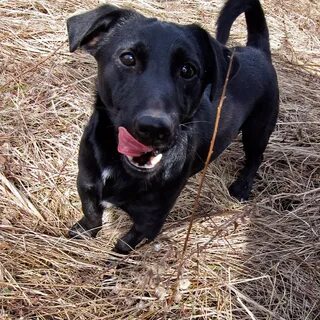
[126,153,161,170]
[144,163,153,169]
[150,153,162,166]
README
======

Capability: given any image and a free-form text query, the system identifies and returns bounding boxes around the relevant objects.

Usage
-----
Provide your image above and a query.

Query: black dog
[67,0,279,253]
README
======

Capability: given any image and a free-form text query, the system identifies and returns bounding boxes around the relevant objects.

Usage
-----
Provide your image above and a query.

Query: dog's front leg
[113,225,146,254]
[114,209,168,254]
[114,190,182,254]
[69,176,103,239]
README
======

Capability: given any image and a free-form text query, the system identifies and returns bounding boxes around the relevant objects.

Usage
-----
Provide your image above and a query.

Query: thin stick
[171,50,235,300]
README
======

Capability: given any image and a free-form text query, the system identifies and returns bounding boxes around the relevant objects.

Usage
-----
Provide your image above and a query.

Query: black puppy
[67,0,279,253]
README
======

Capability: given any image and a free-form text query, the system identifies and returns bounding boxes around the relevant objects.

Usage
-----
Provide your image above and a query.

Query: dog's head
[67,5,234,177]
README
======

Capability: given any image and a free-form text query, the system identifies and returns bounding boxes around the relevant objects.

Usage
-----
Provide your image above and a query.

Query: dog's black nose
[134,114,173,146]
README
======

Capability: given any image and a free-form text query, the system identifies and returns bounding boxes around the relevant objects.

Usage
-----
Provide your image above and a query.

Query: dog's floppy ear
[208,42,240,101]
[206,38,223,102]
[67,5,134,54]
[187,25,239,101]
[206,37,240,101]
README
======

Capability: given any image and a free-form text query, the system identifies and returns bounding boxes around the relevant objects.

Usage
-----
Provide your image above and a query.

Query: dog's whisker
[180,120,211,126]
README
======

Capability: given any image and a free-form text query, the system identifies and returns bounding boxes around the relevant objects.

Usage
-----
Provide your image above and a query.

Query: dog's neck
[92,93,119,161]
[94,93,117,133]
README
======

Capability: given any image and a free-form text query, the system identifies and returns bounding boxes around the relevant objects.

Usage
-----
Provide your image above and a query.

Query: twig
[227,285,286,320]
[170,49,235,301]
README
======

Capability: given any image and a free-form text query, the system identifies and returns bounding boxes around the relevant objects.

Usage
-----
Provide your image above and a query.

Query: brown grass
[0,0,319,319]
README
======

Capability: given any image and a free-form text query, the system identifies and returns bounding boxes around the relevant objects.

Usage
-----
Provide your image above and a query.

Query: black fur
[67,0,279,253]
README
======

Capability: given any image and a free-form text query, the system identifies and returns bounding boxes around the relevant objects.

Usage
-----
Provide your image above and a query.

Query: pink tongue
[117,126,153,157]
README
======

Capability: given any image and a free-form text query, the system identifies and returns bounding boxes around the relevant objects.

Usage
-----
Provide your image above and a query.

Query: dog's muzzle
[117,113,174,172]
[133,114,173,147]
[118,126,164,171]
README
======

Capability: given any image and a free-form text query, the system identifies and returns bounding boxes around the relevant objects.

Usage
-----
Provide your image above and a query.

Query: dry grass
[0,0,319,319]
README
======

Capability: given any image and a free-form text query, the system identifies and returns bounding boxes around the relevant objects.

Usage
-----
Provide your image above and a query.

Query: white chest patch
[101,167,113,184]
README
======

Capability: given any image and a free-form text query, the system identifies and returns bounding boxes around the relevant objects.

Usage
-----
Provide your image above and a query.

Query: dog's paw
[228,180,251,202]
[68,220,100,239]
[113,227,146,254]
[113,239,133,255]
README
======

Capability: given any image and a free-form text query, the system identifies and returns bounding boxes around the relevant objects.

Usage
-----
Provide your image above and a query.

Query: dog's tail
[216,0,271,58]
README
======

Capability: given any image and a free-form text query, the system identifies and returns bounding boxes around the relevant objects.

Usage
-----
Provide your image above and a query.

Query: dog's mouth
[118,126,163,171]
[125,151,163,170]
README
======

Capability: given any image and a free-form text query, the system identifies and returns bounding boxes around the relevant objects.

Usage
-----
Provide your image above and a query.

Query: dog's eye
[120,52,136,67]
[180,63,196,79]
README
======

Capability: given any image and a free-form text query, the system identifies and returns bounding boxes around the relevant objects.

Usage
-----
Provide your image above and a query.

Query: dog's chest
[100,166,118,206]
[99,165,139,208]
[101,167,113,184]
